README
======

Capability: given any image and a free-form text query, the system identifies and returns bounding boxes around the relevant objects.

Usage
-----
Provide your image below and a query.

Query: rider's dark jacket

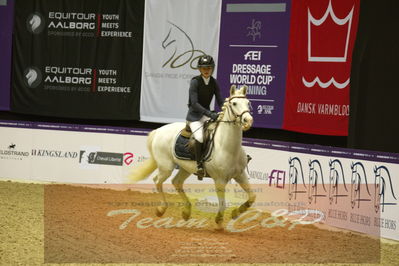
[186,75,224,122]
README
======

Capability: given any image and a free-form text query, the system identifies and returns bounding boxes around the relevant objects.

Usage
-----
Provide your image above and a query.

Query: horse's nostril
[244,118,248,123]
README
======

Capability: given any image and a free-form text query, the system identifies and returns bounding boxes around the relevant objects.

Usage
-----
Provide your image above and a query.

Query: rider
[186,55,224,180]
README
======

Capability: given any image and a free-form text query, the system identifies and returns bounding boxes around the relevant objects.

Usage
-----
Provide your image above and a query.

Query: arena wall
[0,120,398,240]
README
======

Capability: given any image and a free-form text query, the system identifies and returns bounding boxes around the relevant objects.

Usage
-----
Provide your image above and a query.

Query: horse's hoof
[215,225,224,232]
[182,210,191,221]
[215,214,224,225]
[215,217,224,231]
[231,208,240,220]
[155,207,166,217]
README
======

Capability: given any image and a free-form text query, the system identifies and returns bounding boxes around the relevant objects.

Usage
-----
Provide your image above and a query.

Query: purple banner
[217,0,291,128]
[0,0,13,110]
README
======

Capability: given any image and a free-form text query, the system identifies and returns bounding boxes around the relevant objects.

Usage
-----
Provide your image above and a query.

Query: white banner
[140,0,221,123]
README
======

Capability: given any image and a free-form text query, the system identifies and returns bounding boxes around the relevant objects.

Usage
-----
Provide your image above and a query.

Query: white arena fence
[0,120,398,240]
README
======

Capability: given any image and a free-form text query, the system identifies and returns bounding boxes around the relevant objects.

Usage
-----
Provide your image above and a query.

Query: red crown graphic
[307,0,354,62]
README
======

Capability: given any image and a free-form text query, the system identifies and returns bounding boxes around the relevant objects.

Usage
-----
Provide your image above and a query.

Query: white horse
[129,85,256,229]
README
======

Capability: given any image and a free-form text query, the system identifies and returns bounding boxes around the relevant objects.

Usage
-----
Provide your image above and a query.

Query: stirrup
[196,164,205,180]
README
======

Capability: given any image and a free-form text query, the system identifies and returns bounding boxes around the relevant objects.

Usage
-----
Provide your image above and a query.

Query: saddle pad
[174,133,195,160]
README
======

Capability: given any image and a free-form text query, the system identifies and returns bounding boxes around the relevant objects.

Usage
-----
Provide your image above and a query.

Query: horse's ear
[241,85,248,95]
[230,85,236,96]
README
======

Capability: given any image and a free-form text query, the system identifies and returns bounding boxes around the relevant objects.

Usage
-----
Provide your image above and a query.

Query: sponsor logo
[247,18,261,41]
[44,66,92,85]
[248,170,268,181]
[123,152,134,165]
[302,1,355,89]
[45,12,132,38]
[288,157,398,214]
[328,159,349,205]
[257,104,273,114]
[0,143,30,160]
[80,151,123,166]
[48,12,96,30]
[307,1,354,63]
[268,169,286,189]
[26,12,45,34]
[29,65,130,94]
[350,161,372,209]
[307,159,327,204]
[79,150,134,167]
[288,157,308,200]
[24,67,42,88]
[161,21,206,70]
[31,149,78,159]
[373,165,397,213]
[244,51,262,61]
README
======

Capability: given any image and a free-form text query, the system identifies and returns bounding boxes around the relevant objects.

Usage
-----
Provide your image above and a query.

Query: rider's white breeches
[189,115,210,143]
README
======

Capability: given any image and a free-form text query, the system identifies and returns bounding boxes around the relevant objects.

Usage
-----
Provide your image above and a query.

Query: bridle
[223,95,251,125]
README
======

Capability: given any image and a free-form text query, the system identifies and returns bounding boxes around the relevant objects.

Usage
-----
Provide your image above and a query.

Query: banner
[0,121,149,184]
[140,0,221,123]
[243,140,398,241]
[0,0,13,110]
[283,0,360,135]
[217,0,291,128]
[11,0,144,119]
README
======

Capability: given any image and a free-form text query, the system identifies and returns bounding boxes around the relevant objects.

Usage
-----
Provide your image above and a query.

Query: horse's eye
[232,102,237,106]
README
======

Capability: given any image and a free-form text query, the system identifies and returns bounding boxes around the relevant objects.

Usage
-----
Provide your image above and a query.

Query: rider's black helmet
[197,55,215,68]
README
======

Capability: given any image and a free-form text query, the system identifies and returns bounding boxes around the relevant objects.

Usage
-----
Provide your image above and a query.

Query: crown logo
[307,0,354,62]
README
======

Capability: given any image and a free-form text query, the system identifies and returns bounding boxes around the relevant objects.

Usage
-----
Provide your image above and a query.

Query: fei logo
[244,51,262,61]
[23,67,42,88]
[268,170,285,189]
[26,12,45,34]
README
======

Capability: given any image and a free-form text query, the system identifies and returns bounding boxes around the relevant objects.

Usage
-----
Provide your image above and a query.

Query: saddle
[174,121,215,162]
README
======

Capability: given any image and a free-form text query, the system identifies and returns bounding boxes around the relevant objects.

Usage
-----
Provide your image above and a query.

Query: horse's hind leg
[232,173,256,219]
[155,168,173,217]
[171,169,191,220]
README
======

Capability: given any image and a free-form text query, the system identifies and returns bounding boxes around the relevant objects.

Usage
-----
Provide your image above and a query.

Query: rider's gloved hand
[209,111,219,121]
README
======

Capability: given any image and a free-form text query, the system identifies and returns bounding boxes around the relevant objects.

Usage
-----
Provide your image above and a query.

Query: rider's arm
[189,79,212,117]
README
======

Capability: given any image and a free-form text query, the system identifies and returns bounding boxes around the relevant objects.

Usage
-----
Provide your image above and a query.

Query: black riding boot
[195,140,205,180]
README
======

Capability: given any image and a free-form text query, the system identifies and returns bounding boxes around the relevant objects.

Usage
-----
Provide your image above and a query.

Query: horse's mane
[216,99,229,122]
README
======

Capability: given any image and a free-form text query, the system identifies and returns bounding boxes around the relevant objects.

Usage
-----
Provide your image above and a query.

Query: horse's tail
[128,130,157,183]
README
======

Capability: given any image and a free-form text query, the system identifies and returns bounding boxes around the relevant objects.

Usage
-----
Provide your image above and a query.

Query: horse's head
[221,85,253,131]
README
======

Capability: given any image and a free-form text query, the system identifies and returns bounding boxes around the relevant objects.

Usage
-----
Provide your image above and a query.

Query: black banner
[12,0,144,120]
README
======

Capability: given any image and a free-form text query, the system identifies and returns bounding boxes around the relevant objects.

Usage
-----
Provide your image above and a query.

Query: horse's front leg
[214,179,228,230]
[232,172,256,219]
